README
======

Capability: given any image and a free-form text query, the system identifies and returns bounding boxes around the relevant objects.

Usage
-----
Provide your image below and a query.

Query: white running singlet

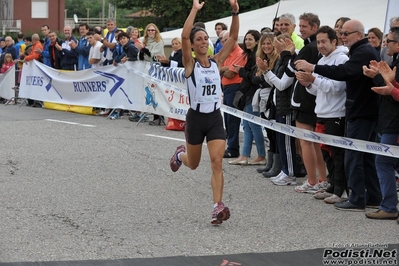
[186,59,222,113]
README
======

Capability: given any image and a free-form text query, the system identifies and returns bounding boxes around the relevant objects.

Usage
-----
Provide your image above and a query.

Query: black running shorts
[185,108,225,145]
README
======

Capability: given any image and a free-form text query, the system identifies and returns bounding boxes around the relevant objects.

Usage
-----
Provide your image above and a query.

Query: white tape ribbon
[221,105,399,159]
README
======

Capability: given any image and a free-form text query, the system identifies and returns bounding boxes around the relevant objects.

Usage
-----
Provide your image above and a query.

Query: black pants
[316,117,347,197]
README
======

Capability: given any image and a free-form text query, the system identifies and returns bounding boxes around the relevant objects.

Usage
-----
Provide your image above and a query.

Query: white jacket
[307,46,349,118]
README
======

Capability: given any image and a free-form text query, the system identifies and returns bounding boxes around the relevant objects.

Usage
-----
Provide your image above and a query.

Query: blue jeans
[376,133,399,213]
[241,101,266,157]
[276,114,297,176]
[223,84,241,154]
[345,118,381,207]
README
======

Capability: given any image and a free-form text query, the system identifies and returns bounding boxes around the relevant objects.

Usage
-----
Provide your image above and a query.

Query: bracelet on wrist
[231,11,239,16]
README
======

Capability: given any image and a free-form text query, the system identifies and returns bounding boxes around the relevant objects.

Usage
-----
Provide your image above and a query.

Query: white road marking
[45,119,96,127]
[144,134,185,142]
[144,134,207,145]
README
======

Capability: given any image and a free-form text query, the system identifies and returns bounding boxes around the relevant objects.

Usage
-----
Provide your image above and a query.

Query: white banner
[19,61,189,120]
[0,64,16,100]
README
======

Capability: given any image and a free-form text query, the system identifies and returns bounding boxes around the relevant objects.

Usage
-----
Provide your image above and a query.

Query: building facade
[0,0,65,34]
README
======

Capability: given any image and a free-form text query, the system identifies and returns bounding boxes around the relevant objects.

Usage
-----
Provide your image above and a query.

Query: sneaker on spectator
[211,202,230,225]
[324,194,345,204]
[295,180,321,193]
[109,112,120,120]
[97,109,110,116]
[273,175,297,186]
[128,113,141,122]
[170,145,186,172]
[314,191,333,200]
[270,171,285,182]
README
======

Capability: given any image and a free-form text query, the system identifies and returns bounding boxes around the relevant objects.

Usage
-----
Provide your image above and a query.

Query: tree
[111,0,278,31]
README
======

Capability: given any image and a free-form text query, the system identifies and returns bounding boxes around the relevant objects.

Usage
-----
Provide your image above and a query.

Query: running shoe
[272,175,297,186]
[170,145,186,172]
[295,180,322,193]
[270,171,285,182]
[211,202,230,225]
[109,112,120,120]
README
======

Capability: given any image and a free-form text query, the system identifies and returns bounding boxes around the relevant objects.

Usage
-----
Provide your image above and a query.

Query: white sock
[214,203,218,208]
[177,152,182,162]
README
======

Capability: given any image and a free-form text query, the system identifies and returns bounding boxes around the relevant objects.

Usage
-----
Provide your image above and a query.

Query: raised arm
[181,0,204,76]
[213,0,239,65]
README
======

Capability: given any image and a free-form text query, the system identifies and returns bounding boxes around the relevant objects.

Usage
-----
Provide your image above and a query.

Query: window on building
[32,0,48,18]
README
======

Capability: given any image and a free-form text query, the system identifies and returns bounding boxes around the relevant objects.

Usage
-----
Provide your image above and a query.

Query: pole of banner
[136,113,150,126]
[274,0,281,22]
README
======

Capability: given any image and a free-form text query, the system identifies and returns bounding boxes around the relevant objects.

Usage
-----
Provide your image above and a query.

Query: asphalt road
[0,104,398,264]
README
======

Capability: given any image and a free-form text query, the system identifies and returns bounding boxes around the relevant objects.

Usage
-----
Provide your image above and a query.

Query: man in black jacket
[296,19,383,211]
[363,27,399,220]
[47,31,62,70]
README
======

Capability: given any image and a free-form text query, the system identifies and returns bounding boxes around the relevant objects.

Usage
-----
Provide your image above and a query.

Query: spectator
[130,27,143,50]
[219,30,246,159]
[334,17,351,46]
[56,25,78,70]
[157,37,183,67]
[229,30,266,166]
[272,17,281,35]
[279,13,304,50]
[39,25,51,66]
[140,23,165,126]
[125,25,134,37]
[93,26,103,41]
[23,34,42,62]
[367,27,383,52]
[253,33,279,174]
[109,32,140,120]
[23,33,43,107]
[140,23,165,62]
[14,33,24,61]
[258,34,297,179]
[87,31,104,68]
[102,18,118,65]
[112,30,126,66]
[119,32,139,62]
[214,22,228,54]
[0,36,17,66]
[1,53,14,73]
[281,13,327,188]
[295,25,349,201]
[47,31,62,69]
[0,37,4,54]
[70,23,91,70]
[295,19,383,211]
[364,27,399,220]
